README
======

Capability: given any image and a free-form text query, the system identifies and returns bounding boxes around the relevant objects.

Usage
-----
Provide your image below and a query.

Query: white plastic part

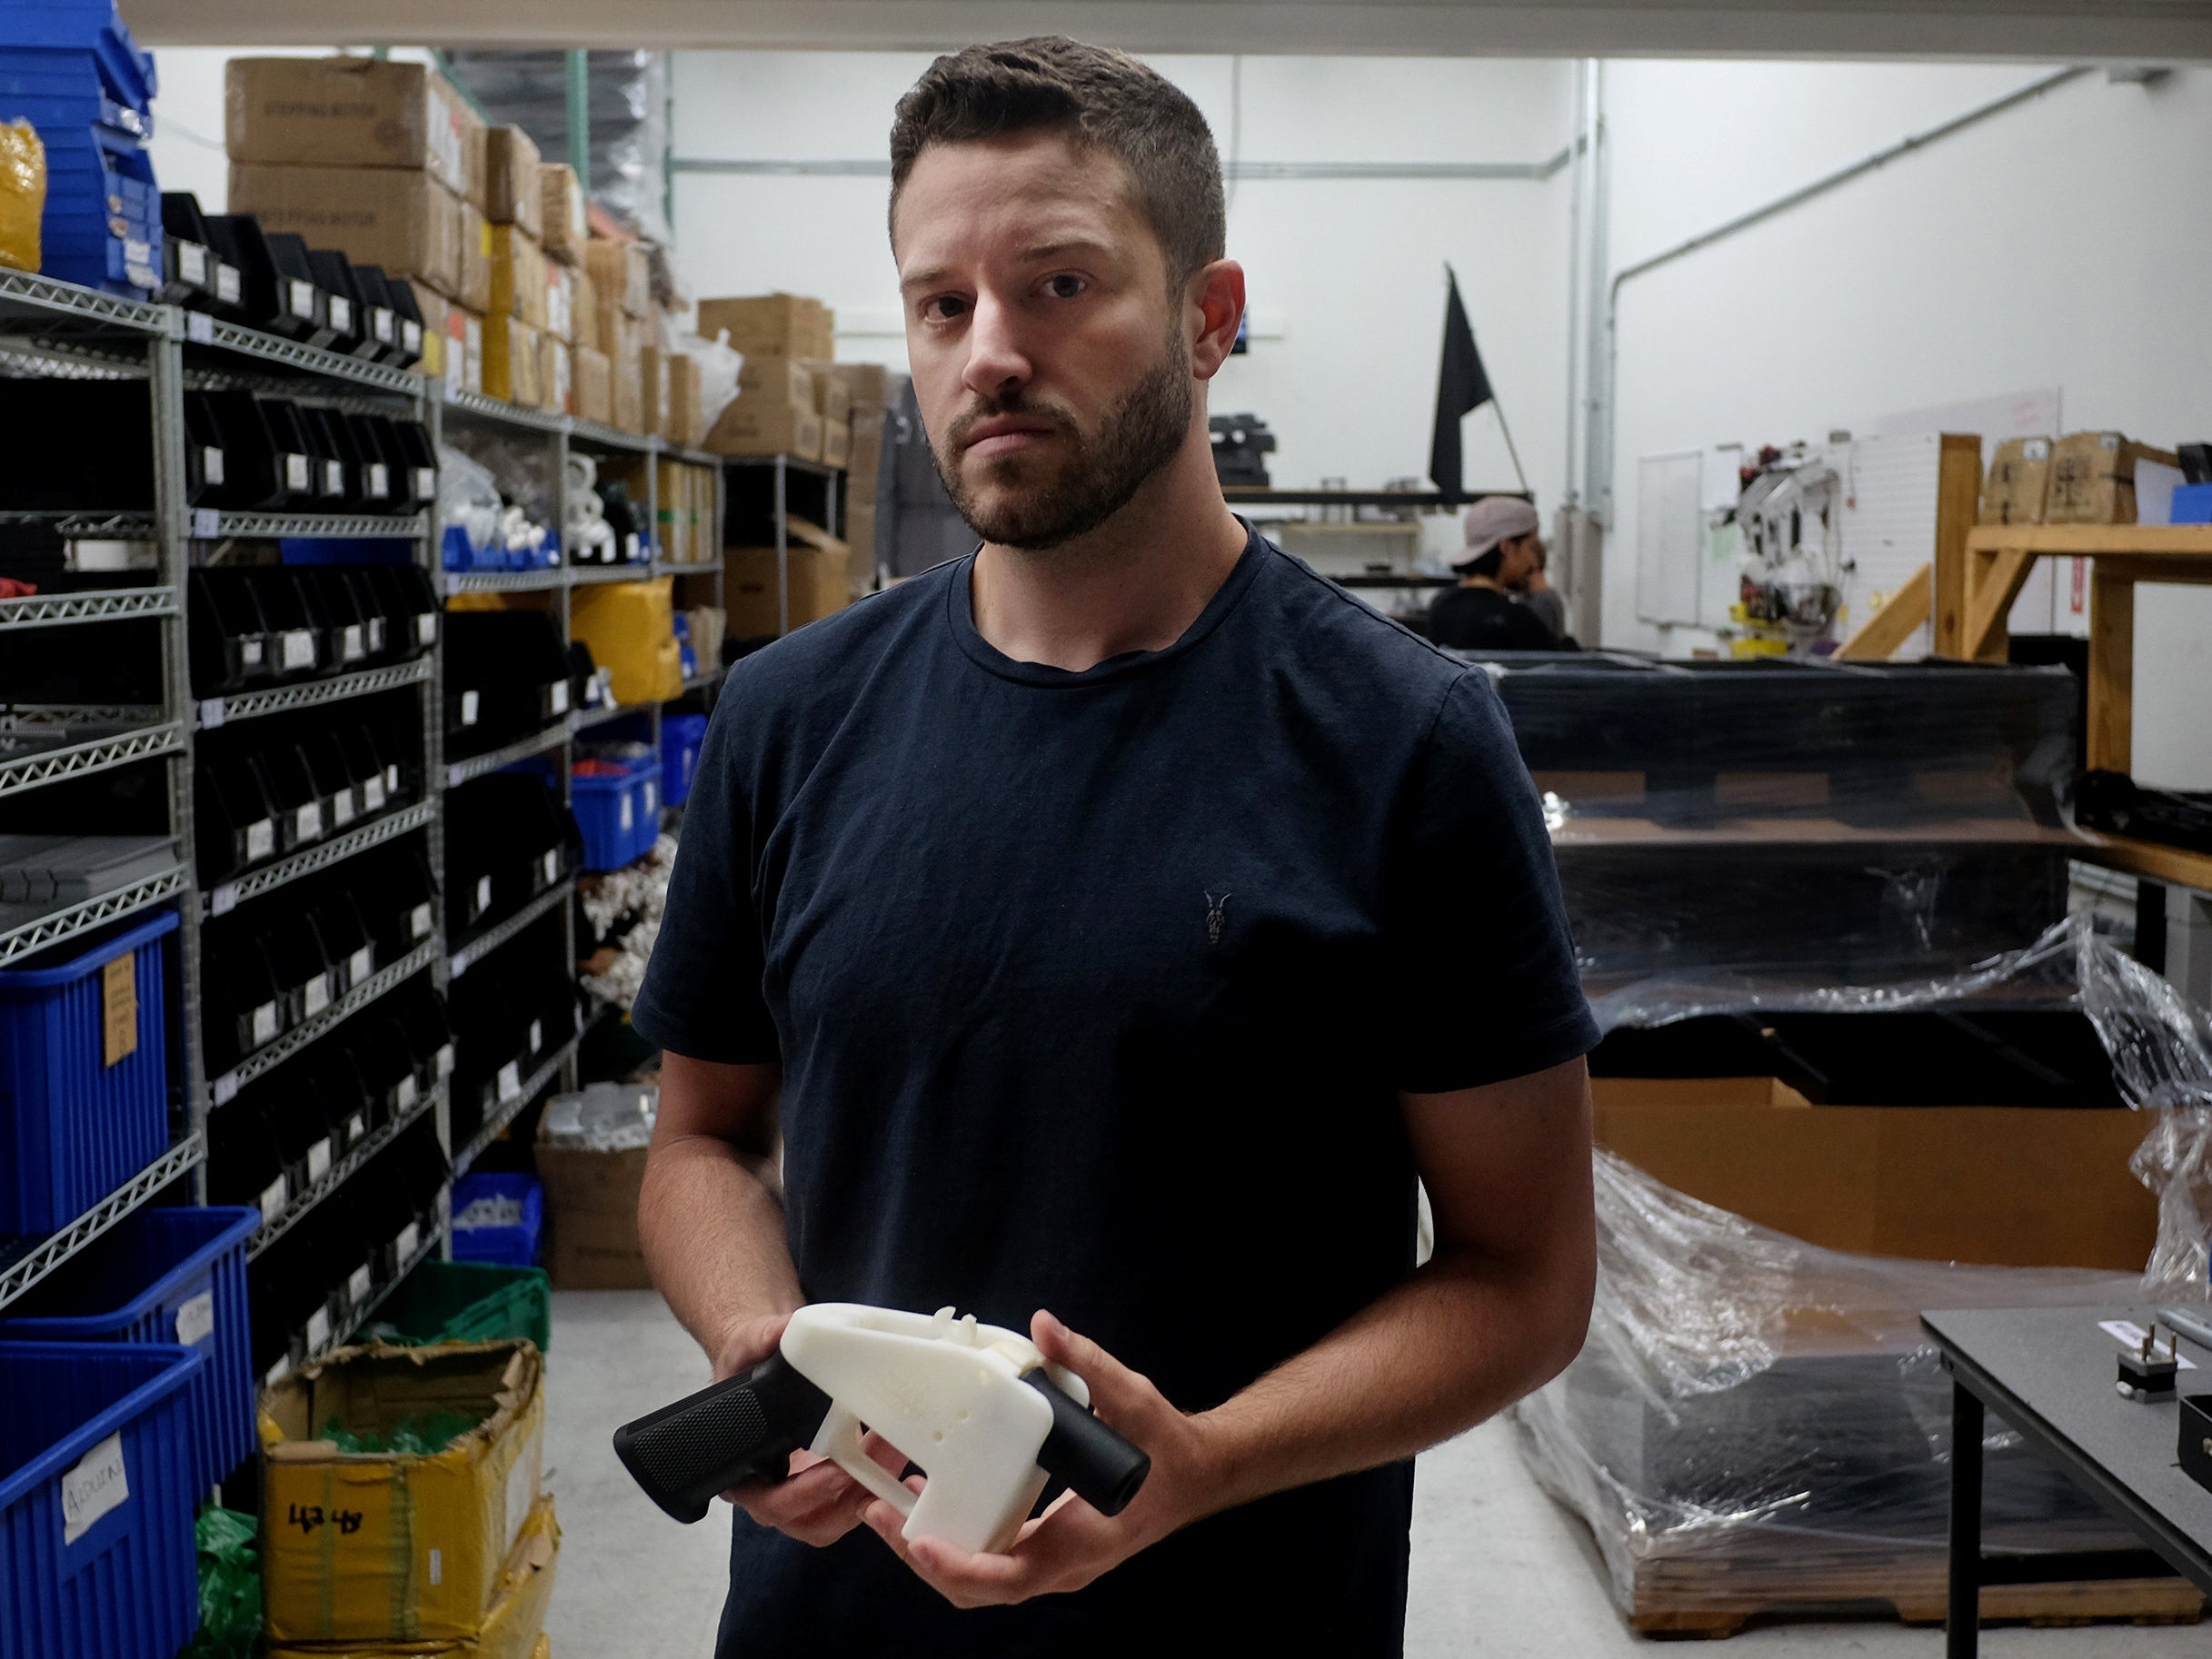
[781,1304,1087,1555]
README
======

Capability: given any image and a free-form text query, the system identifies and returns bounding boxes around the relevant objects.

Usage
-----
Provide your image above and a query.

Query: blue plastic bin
[0,909,177,1235]
[627,760,663,861]
[0,1206,259,1491]
[572,760,659,870]
[450,1173,543,1267]
[661,713,707,807]
[0,1341,204,1659]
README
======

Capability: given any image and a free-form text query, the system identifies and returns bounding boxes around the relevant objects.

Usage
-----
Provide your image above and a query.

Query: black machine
[1209,412,1276,488]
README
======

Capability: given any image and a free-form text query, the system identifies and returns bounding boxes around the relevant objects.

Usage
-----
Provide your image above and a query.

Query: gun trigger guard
[814,1403,917,1518]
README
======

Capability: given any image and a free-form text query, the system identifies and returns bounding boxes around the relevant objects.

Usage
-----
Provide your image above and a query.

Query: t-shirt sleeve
[629,699,782,1066]
[1386,669,1599,1094]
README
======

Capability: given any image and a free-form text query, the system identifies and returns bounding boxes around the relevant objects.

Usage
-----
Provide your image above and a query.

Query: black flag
[1429,268,1493,505]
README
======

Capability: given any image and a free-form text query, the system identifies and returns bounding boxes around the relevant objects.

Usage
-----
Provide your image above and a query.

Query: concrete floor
[543,1290,2210,1656]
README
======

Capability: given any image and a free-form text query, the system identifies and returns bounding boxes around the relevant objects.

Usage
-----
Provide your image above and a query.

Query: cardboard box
[457,200,492,315]
[449,306,484,395]
[573,344,612,425]
[849,406,887,492]
[843,502,877,590]
[535,1139,652,1289]
[264,1493,559,1659]
[816,360,892,411]
[2045,431,2180,525]
[820,418,852,469]
[224,57,476,197]
[585,238,650,319]
[540,335,571,414]
[611,343,643,433]
[570,265,599,353]
[489,224,547,326]
[664,353,704,449]
[705,395,822,461]
[539,163,586,263]
[545,262,573,343]
[1590,1076,2157,1269]
[737,354,814,412]
[798,359,853,424]
[483,125,543,235]
[639,343,670,438]
[484,313,542,405]
[728,535,851,636]
[1979,436,2052,526]
[697,292,834,359]
[226,164,462,295]
[405,280,450,377]
[258,1342,545,1645]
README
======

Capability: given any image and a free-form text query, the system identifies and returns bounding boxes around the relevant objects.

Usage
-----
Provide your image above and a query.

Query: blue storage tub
[0,1341,203,1659]
[662,713,707,807]
[572,760,660,870]
[627,760,662,861]
[0,909,177,1236]
[0,1206,259,1492]
[450,1172,543,1268]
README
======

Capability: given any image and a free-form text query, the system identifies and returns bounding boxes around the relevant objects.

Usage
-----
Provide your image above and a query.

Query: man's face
[1500,535,1542,587]
[893,134,1194,551]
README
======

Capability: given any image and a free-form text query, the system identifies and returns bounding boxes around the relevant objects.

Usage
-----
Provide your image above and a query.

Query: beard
[927,343,1192,552]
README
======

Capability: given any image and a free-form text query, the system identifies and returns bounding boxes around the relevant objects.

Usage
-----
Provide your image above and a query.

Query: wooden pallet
[1629,1553,2205,1640]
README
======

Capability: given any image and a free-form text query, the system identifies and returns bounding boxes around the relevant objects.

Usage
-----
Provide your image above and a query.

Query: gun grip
[613,1351,832,1524]
[1025,1372,1151,1517]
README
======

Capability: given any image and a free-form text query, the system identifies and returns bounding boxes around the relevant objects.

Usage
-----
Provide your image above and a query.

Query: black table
[1921,1306,2212,1656]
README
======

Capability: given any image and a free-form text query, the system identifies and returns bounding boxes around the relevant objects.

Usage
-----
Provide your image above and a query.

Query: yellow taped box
[570,578,683,703]
[259,1342,546,1647]
[483,314,542,406]
[0,121,44,273]
[489,224,546,326]
[483,126,542,236]
[539,163,586,263]
[264,1493,558,1659]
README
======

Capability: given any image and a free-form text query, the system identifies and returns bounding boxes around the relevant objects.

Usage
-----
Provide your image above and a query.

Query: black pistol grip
[1024,1372,1152,1517]
[613,1351,832,1524]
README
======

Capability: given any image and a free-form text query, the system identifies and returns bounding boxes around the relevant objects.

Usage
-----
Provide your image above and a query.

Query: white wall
[1599,61,2212,786]
[668,51,1575,561]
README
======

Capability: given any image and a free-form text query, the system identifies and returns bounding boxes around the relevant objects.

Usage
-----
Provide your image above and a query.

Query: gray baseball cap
[1460,496,1540,560]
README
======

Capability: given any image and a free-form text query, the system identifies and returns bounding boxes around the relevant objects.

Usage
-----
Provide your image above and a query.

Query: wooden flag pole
[1493,402,1531,495]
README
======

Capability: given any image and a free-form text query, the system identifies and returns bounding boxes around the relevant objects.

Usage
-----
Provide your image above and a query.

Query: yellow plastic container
[0,123,45,273]
[569,577,682,705]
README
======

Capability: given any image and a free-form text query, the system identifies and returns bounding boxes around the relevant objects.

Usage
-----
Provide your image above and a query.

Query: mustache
[945,393,1081,453]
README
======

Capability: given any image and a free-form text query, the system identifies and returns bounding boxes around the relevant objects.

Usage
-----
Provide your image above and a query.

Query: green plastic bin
[367,1261,551,1356]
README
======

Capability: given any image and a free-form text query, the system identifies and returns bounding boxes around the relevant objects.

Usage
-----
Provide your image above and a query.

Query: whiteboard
[1636,449,1704,626]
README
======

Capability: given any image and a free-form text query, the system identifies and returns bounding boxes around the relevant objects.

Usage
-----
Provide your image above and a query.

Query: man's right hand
[713,1311,910,1547]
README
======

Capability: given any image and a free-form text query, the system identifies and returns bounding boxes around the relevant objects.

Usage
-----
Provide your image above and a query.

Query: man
[1426,496,1561,651]
[632,37,1597,1657]
[1517,536,1572,646]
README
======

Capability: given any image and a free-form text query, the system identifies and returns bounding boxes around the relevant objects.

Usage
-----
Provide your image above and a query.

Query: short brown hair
[889,38,1225,285]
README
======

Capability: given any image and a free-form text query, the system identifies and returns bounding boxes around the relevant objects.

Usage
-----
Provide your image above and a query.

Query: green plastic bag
[181,1506,259,1659]
[321,1409,481,1455]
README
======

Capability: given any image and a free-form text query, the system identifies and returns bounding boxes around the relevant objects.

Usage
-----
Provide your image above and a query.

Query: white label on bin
[529,1018,543,1055]
[284,452,310,492]
[549,681,569,714]
[541,850,559,885]
[199,697,226,730]
[346,1111,366,1143]
[624,532,640,562]
[296,801,323,840]
[179,242,206,284]
[204,446,225,485]
[349,1265,374,1305]
[304,977,330,1018]
[282,630,315,671]
[498,1060,523,1102]
[175,1291,216,1349]
[329,295,353,334]
[414,468,437,502]
[363,776,386,812]
[252,1003,281,1047]
[619,795,634,831]
[403,319,423,355]
[287,278,315,319]
[210,883,238,918]
[186,308,214,343]
[216,263,242,305]
[305,1306,331,1351]
[460,690,480,726]
[307,1138,333,1182]
[398,1222,421,1260]
[213,1071,239,1108]
[349,946,374,985]
[643,780,657,814]
[429,1547,443,1586]
[192,507,219,539]
[367,619,386,654]
[385,763,401,796]
[60,1433,129,1546]
[457,1195,524,1231]
[437,1043,454,1080]
[371,307,394,345]
[396,1076,417,1111]
[240,640,264,671]
[474,874,493,915]
[246,820,274,861]
[342,624,364,661]
[322,461,344,497]
[259,1176,287,1226]
[367,463,389,499]
[410,902,433,939]
[332,788,356,829]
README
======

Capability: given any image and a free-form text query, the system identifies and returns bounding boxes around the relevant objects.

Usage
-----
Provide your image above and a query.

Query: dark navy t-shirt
[631,529,1596,1657]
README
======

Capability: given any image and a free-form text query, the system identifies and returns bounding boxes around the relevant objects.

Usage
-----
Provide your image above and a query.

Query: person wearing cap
[1428,497,1560,651]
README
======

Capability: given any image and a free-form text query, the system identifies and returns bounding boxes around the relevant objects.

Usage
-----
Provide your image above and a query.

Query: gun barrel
[1025,1372,1151,1517]
[613,1352,832,1524]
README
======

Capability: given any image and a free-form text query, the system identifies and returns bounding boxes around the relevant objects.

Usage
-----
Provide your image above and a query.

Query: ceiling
[124,0,2212,62]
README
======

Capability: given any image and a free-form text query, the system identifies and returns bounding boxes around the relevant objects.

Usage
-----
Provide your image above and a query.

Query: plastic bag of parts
[435,442,502,560]
[673,330,742,432]
[465,431,559,531]
[563,452,614,561]
[577,833,675,1010]
[181,1506,261,1659]
[441,50,670,246]
[0,121,44,274]
[542,1080,658,1152]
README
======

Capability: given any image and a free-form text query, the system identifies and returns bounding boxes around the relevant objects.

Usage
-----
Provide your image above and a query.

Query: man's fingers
[1031,1309,1161,1427]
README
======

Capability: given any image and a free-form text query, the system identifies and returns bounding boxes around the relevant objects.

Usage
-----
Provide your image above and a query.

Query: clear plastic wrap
[435,442,502,561]
[541,1081,657,1152]
[442,51,671,246]
[673,331,742,432]
[1519,913,2212,1628]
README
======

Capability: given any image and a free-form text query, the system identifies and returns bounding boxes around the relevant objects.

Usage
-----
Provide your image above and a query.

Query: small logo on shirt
[1204,890,1231,947]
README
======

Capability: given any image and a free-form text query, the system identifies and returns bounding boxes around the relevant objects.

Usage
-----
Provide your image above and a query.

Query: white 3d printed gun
[613,1303,1152,1554]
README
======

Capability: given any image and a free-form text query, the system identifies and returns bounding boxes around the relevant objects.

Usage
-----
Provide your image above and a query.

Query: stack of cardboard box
[480,124,565,412]
[697,293,835,460]
[653,459,719,565]
[816,363,897,594]
[1980,430,2180,525]
[224,56,485,389]
[586,238,653,432]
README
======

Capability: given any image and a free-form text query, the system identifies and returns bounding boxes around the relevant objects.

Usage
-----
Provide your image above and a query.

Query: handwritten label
[102,951,138,1068]
[174,1291,216,1348]
[286,1500,365,1537]
[60,1433,128,1545]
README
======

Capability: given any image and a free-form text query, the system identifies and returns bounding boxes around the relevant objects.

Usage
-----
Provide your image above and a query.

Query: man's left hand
[859,1309,1214,1607]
